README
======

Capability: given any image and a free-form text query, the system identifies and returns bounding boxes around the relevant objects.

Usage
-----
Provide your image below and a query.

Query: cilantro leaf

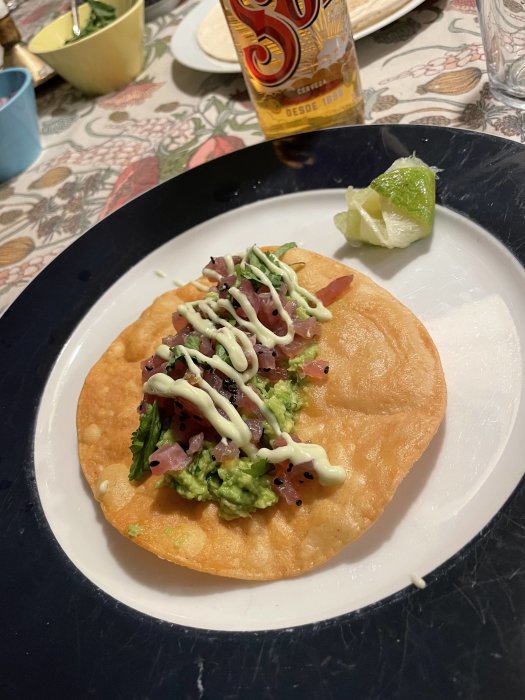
[185,335,201,351]
[273,242,297,259]
[129,402,162,481]
[245,459,269,477]
[236,251,282,290]
[215,343,232,366]
[166,336,201,371]
[166,346,184,371]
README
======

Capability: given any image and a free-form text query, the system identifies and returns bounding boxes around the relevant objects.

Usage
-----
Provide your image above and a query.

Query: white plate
[34,191,525,632]
[170,0,241,73]
[170,0,426,74]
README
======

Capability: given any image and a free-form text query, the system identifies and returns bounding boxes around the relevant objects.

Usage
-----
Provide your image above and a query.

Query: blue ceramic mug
[0,67,41,182]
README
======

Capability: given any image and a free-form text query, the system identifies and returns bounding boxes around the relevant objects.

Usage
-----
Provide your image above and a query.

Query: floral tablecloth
[0,0,523,312]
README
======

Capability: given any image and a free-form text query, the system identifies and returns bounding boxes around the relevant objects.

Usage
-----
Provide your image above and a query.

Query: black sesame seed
[287,463,293,472]
[296,499,302,507]
[272,351,277,357]
[180,412,189,421]
[150,460,160,467]
[263,367,271,372]
[175,401,183,409]
[274,478,283,486]
[232,299,240,309]
[145,365,153,371]
[210,256,216,264]
[323,366,329,374]
[193,415,201,421]
[304,471,314,480]
[272,309,278,316]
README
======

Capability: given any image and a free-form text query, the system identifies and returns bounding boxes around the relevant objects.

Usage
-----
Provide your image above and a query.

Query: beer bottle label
[226,0,348,88]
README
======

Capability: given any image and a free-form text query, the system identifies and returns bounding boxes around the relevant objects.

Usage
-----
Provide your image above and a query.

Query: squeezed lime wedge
[334,155,436,249]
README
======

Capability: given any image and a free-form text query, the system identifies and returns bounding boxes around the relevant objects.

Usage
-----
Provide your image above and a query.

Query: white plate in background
[170,0,426,74]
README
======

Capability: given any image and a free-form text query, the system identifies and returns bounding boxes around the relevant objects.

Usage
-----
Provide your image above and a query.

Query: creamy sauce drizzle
[143,245,345,487]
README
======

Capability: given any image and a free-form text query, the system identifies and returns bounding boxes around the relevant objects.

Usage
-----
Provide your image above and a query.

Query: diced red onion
[213,440,240,463]
[149,443,191,475]
[246,418,264,444]
[188,432,204,455]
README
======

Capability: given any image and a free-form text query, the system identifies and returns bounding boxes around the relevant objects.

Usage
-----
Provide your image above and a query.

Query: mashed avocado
[133,352,311,518]
[166,449,277,519]
[248,375,304,439]
[264,380,303,436]
[168,446,217,501]
[208,458,277,520]
[162,374,304,518]
[288,344,318,373]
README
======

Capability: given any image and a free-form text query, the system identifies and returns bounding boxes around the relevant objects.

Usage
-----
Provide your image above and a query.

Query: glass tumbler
[477,0,525,108]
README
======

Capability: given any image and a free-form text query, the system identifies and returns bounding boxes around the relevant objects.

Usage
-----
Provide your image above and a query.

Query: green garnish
[166,346,184,371]
[66,0,117,44]
[127,523,143,538]
[246,459,270,478]
[129,401,162,481]
[184,335,201,351]
[215,343,232,366]
[165,335,201,371]
[273,242,297,259]
[236,250,282,290]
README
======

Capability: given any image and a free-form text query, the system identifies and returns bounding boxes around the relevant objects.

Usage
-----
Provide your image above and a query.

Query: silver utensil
[71,0,81,38]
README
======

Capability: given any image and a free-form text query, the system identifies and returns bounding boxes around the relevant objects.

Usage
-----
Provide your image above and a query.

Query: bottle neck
[0,1,22,49]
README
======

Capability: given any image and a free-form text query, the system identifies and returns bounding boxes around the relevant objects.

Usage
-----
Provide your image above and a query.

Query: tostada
[77,244,446,579]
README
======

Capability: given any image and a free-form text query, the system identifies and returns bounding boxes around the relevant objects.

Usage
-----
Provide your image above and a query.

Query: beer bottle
[219,0,364,139]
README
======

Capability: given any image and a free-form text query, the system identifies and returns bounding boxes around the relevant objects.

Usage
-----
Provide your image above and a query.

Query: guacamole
[161,376,303,518]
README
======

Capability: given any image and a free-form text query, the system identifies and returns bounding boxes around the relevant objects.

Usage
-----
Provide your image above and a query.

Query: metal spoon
[71,0,81,38]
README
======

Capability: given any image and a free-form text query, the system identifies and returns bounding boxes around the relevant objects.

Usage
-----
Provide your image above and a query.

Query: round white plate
[34,190,525,632]
[170,0,426,74]
[170,0,241,74]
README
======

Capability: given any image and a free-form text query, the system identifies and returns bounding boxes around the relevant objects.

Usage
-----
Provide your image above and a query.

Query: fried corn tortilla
[77,248,446,580]
[197,2,238,63]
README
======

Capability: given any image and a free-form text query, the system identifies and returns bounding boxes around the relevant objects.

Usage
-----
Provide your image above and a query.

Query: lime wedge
[334,156,436,249]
